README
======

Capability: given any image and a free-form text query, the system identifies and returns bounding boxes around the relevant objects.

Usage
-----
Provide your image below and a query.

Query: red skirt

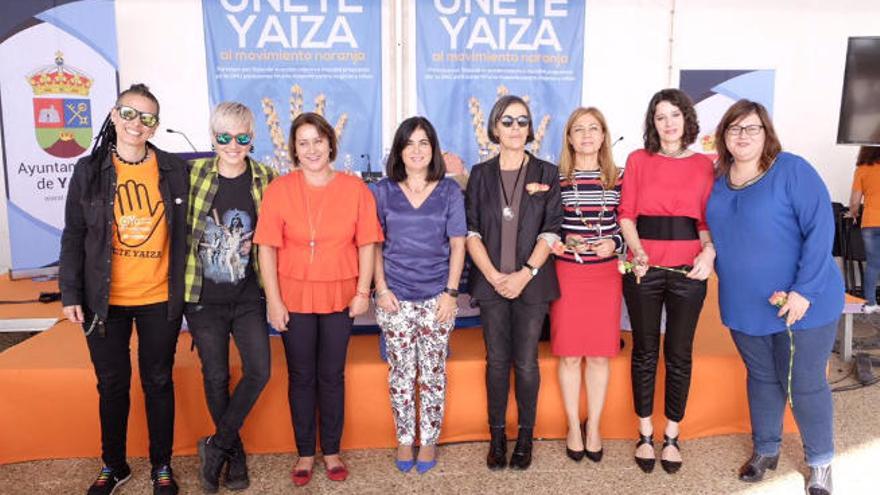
[550,258,622,357]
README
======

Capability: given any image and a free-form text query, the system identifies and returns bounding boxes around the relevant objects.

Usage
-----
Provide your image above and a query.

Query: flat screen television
[837,36,880,145]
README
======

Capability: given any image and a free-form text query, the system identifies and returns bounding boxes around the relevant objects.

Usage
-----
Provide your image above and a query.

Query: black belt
[637,216,698,241]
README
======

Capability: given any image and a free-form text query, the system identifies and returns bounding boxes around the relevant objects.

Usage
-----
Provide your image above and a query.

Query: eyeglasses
[499,115,530,128]
[726,125,764,136]
[215,132,253,146]
[115,105,159,128]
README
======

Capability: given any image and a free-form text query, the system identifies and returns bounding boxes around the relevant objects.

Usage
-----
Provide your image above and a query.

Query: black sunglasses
[499,115,530,128]
[215,132,253,146]
[116,105,159,128]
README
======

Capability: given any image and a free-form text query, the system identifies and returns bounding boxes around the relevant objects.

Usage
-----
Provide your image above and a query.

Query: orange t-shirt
[253,170,383,314]
[109,154,170,305]
[853,163,880,228]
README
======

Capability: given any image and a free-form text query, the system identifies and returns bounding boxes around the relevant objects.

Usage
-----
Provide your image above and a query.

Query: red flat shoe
[290,466,313,487]
[326,462,349,482]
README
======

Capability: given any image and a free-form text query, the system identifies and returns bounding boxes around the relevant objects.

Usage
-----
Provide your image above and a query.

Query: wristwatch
[443,287,459,297]
[523,262,539,277]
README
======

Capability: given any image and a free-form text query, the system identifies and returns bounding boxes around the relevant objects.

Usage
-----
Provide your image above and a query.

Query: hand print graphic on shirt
[199,208,253,284]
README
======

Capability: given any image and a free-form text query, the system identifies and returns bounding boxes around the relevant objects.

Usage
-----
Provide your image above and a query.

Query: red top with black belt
[617,149,714,267]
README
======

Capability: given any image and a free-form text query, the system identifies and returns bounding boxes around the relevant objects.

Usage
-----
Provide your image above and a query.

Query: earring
[211,144,215,151]
[250,144,255,153]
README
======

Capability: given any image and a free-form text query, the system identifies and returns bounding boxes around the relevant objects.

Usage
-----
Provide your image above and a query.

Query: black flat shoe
[634,432,655,473]
[660,434,682,474]
[585,448,603,463]
[738,452,779,482]
[486,427,508,471]
[509,428,533,471]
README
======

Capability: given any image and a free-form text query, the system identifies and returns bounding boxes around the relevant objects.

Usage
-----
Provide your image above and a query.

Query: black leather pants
[623,269,707,422]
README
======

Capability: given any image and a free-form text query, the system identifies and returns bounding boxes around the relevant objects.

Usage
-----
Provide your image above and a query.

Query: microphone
[612,136,624,147]
[166,128,198,152]
[361,153,381,183]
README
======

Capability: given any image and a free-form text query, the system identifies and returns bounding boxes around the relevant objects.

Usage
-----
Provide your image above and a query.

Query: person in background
[550,107,623,463]
[707,99,843,495]
[617,88,715,474]
[465,95,562,471]
[253,112,383,487]
[372,116,467,474]
[59,83,188,495]
[846,145,880,312]
[185,102,277,492]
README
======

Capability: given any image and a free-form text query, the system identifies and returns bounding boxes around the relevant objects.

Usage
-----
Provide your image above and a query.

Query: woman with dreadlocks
[59,83,189,495]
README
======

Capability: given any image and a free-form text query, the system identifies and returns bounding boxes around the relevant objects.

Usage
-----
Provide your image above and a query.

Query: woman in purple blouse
[372,116,467,474]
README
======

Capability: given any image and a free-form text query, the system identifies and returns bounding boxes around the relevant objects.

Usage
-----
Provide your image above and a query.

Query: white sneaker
[863,304,880,314]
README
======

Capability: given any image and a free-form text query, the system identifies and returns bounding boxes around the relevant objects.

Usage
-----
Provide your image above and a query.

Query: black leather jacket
[59,144,189,324]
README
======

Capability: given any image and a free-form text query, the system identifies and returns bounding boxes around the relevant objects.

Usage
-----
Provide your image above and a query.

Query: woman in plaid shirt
[184,102,277,493]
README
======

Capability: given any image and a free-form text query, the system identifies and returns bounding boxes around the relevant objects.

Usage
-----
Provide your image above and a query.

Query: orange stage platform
[1,277,799,464]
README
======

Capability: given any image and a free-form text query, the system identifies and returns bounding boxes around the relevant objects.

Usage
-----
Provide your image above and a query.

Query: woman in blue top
[706,100,843,495]
[373,116,467,474]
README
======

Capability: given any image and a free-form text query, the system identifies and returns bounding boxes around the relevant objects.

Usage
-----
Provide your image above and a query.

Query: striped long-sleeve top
[558,169,624,264]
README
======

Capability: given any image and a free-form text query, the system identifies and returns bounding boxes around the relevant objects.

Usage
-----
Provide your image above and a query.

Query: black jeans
[479,298,549,429]
[185,300,271,449]
[281,311,353,457]
[623,269,706,422]
[84,302,181,470]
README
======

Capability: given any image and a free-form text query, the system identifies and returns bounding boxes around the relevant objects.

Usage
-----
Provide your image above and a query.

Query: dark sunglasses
[215,132,253,146]
[115,105,159,128]
[499,115,530,128]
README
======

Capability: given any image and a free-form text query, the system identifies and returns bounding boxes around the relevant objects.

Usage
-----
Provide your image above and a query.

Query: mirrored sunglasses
[499,115,530,128]
[116,105,159,128]
[215,132,253,146]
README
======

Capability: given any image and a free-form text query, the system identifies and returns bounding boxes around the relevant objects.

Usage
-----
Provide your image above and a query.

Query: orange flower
[769,291,788,308]
[525,182,550,195]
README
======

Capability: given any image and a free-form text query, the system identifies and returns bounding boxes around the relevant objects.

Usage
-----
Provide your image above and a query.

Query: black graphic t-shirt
[198,168,260,303]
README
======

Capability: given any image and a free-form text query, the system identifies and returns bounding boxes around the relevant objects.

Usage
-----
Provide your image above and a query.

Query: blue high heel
[416,459,437,474]
[395,458,415,473]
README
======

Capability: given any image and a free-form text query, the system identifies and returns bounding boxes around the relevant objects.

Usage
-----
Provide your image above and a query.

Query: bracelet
[443,287,459,297]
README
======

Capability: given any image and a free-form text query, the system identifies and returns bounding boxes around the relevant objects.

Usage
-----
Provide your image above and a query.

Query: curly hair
[642,88,699,153]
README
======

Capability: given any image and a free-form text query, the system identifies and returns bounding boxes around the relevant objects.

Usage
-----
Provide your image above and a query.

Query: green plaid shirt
[184,156,278,303]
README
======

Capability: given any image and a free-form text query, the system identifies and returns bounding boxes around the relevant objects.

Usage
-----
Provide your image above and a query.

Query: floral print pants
[375,296,456,445]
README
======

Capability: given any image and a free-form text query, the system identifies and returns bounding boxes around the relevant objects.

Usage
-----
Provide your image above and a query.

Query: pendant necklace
[499,155,526,222]
[300,172,329,263]
[573,170,606,238]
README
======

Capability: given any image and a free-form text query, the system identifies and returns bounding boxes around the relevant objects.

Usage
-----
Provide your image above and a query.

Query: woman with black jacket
[59,83,188,495]
[465,95,562,471]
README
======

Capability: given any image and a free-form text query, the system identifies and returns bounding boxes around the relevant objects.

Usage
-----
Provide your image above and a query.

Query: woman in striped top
[549,107,623,463]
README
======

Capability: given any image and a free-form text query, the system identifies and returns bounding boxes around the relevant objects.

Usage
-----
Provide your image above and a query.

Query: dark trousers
[84,302,181,470]
[281,311,353,457]
[731,321,837,466]
[185,300,271,449]
[480,298,549,429]
[623,270,706,422]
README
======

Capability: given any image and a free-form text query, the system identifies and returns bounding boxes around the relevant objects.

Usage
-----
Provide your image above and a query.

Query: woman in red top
[618,89,715,474]
[254,112,383,487]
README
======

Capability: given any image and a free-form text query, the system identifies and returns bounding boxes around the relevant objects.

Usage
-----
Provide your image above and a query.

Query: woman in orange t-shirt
[847,146,880,312]
[254,112,383,486]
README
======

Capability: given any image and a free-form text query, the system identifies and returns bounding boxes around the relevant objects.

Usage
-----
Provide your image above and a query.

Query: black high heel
[566,421,586,462]
[738,452,779,482]
[660,434,682,474]
[584,421,603,463]
[634,432,655,473]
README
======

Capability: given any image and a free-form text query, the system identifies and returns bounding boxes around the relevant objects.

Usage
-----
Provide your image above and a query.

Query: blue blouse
[373,178,467,301]
[706,152,844,335]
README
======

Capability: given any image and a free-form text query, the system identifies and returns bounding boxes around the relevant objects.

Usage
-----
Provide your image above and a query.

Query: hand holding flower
[774,290,810,327]
[590,239,616,258]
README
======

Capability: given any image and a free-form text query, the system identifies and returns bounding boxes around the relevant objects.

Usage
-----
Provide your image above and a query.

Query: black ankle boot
[738,452,779,483]
[509,427,533,470]
[486,427,508,470]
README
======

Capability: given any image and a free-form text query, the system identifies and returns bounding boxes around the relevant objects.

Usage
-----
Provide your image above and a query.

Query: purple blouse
[373,178,467,301]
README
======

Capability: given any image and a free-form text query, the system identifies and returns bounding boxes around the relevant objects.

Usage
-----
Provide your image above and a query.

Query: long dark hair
[85,83,159,197]
[386,117,445,182]
[642,88,699,153]
[857,146,880,166]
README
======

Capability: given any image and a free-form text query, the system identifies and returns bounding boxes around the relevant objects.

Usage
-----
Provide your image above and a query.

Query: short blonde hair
[210,101,255,137]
